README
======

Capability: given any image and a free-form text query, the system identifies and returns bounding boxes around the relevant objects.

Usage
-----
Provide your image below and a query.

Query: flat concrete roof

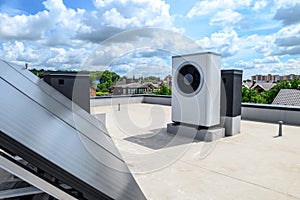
[91,103,300,200]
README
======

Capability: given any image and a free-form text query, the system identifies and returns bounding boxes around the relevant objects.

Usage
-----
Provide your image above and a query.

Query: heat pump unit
[172,52,221,127]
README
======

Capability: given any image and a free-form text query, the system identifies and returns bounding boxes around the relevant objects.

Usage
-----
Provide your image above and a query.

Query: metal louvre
[0,61,146,200]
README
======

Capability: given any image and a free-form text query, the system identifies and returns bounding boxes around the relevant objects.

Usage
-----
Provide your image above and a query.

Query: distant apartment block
[251,74,300,83]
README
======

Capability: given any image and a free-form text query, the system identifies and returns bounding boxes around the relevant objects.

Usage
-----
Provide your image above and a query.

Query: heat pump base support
[167,123,225,142]
[221,116,241,136]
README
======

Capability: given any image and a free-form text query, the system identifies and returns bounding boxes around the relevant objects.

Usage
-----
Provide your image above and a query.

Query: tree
[242,86,250,102]
[29,69,44,78]
[242,86,267,104]
[154,83,171,95]
[290,78,300,89]
[96,70,120,93]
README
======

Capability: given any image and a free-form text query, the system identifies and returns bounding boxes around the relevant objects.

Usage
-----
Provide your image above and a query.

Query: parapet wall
[91,95,144,106]
[91,95,300,126]
[91,94,171,106]
[241,103,300,126]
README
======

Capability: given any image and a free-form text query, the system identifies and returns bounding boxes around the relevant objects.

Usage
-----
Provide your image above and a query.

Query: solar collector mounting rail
[0,60,146,200]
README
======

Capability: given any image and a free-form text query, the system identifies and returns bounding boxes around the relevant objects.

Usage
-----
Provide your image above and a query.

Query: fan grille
[176,64,202,95]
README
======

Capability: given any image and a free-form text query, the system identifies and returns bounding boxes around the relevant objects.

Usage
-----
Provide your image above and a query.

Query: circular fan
[176,63,203,95]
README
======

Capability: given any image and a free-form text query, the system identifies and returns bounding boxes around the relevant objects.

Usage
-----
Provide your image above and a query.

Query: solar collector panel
[0,62,146,200]
[2,61,104,127]
[0,61,121,160]
[3,60,108,137]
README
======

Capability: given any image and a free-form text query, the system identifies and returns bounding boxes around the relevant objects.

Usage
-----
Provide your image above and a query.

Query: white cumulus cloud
[210,9,242,27]
[196,29,239,57]
[187,0,251,18]
[93,0,114,8]
[0,11,51,40]
[274,0,300,9]
[253,56,281,64]
[0,0,180,75]
[93,0,173,28]
[253,0,268,10]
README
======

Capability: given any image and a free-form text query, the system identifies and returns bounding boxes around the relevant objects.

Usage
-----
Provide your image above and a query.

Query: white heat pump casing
[172,52,221,127]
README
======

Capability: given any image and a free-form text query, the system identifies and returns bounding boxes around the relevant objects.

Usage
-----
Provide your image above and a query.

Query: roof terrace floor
[91,103,300,200]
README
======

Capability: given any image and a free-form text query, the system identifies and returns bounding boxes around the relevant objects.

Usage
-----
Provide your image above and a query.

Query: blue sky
[0,0,300,79]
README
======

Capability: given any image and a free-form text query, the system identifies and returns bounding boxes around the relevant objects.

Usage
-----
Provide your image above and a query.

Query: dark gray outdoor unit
[44,71,91,113]
[0,60,146,200]
[221,69,243,136]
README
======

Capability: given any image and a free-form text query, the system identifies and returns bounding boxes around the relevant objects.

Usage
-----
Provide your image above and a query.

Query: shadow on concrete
[124,128,198,150]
